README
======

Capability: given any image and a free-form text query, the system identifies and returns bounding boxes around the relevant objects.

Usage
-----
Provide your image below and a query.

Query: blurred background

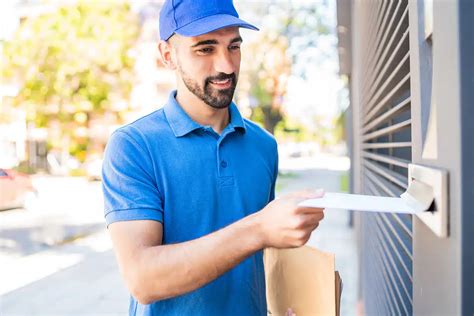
[0,0,355,315]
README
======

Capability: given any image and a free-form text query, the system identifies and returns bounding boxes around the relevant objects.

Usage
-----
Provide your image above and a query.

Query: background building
[337,0,474,315]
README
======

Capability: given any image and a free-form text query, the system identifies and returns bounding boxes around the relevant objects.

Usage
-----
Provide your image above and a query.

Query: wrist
[243,211,267,250]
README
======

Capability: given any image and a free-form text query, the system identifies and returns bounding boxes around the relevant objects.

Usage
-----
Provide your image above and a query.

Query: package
[264,246,342,316]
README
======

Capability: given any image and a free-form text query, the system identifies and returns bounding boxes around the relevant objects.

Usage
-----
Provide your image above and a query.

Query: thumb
[313,188,325,198]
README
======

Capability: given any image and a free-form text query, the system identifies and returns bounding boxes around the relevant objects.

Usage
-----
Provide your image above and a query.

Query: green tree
[2,1,139,162]
[241,1,332,135]
[246,31,291,134]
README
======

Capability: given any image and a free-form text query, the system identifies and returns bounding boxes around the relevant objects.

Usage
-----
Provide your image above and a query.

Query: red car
[0,169,36,210]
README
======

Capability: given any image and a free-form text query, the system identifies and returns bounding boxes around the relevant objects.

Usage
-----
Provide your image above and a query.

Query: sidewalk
[0,176,105,264]
[1,161,357,315]
[278,167,358,316]
[0,230,128,315]
[0,176,125,315]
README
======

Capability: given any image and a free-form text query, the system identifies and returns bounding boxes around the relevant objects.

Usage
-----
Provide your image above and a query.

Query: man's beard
[179,66,237,109]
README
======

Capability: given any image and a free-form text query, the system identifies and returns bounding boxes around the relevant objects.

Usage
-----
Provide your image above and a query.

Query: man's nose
[214,51,236,75]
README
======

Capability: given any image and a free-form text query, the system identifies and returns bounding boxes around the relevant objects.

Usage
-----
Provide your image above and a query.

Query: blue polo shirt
[102,91,278,316]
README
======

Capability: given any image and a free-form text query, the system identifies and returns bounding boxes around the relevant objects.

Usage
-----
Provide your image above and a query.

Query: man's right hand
[256,189,325,249]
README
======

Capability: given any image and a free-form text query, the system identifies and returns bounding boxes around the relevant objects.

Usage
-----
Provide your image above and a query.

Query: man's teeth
[211,79,230,84]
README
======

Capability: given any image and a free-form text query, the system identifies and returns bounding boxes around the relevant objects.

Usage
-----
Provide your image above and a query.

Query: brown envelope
[264,246,342,316]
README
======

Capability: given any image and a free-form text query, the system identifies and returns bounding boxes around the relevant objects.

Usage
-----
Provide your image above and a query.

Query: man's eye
[198,47,213,54]
[230,45,241,50]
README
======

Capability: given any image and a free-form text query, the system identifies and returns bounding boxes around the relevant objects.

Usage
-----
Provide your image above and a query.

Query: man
[102,0,325,315]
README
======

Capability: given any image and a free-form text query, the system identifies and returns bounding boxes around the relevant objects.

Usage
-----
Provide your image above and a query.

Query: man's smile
[209,78,232,89]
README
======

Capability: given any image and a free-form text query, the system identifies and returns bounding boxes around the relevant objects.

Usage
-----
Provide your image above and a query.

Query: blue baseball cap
[159,0,259,41]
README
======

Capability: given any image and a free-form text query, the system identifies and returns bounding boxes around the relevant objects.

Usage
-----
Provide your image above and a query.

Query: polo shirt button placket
[217,156,232,176]
[217,142,234,187]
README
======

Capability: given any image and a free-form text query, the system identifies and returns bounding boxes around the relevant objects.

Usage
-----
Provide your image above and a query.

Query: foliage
[333,110,346,145]
[2,1,139,161]
[245,30,290,134]
[14,161,36,175]
[242,1,333,135]
[274,117,312,143]
[340,171,349,193]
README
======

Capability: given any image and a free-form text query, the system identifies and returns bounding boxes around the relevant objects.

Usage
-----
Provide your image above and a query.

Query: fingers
[296,206,325,214]
[303,213,325,228]
[287,308,296,316]
[292,213,324,230]
[313,188,325,198]
[302,219,321,231]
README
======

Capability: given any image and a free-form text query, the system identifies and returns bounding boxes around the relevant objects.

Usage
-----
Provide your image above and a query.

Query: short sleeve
[269,141,279,202]
[102,130,164,226]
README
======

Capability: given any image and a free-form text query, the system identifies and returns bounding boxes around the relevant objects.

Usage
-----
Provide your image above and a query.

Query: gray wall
[338,0,474,314]
[459,1,474,315]
[409,0,463,314]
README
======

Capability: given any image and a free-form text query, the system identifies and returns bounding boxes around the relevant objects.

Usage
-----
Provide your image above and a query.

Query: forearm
[134,212,264,304]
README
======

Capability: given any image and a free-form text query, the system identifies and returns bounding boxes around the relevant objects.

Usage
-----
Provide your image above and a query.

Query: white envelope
[298,179,434,214]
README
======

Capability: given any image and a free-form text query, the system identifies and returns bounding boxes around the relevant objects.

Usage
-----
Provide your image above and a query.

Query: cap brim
[174,14,259,38]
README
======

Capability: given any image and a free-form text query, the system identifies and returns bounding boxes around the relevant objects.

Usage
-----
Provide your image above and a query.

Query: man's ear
[157,40,177,70]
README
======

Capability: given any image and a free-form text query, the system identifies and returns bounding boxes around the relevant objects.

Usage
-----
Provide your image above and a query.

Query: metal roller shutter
[355,0,413,314]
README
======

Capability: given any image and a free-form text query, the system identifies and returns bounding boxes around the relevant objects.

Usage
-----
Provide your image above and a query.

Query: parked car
[0,168,36,210]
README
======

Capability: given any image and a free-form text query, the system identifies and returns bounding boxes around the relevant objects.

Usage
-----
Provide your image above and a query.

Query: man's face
[170,27,242,109]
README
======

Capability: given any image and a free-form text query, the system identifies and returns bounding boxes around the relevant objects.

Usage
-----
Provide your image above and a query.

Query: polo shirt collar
[164,90,246,138]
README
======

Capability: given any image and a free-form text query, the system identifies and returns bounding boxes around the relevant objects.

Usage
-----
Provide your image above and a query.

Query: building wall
[338,0,474,314]
[459,2,474,314]
[409,1,462,314]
